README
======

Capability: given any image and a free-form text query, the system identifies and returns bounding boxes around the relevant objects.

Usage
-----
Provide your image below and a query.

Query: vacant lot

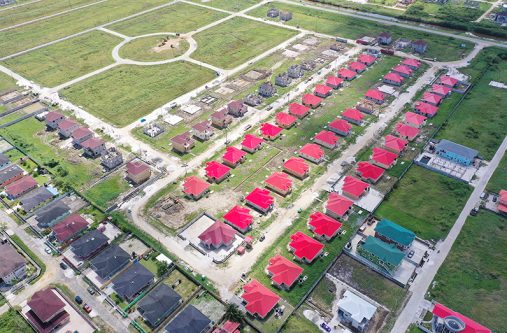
[2,31,120,87]
[0,309,34,333]
[119,36,189,62]
[83,173,130,209]
[0,71,17,91]
[188,0,261,11]
[191,17,297,69]
[487,155,506,193]
[0,0,169,58]
[247,2,473,61]
[430,211,507,332]
[109,2,228,36]
[375,165,472,241]
[60,61,216,126]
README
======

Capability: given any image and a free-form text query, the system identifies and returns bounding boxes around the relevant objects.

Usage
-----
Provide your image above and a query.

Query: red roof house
[392,64,413,77]
[171,132,195,154]
[341,108,365,125]
[126,160,151,185]
[365,89,385,104]
[329,118,352,136]
[241,134,264,153]
[401,58,421,70]
[183,176,210,200]
[288,103,310,119]
[431,84,452,97]
[242,279,280,319]
[383,134,408,154]
[349,61,367,73]
[275,112,298,129]
[267,255,303,290]
[325,193,353,219]
[438,75,458,88]
[245,188,274,214]
[497,189,507,214]
[283,157,310,179]
[371,147,398,169]
[422,92,443,106]
[260,123,283,140]
[198,221,236,249]
[299,143,325,164]
[223,205,254,233]
[205,161,231,183]
[222,146,247,168]
[395,122,420,141]
[52,214,89,243]
[213,321,240,333]
[404,111,427,128]
[432,303,491,333]
[326,76,344,89]
[57,119,79,138]
[288,231,324,263]
[308,212,342,241]
[342,176,370,200]
[314,84,333,98]
[314,130,339,149]
[414,101,438,118]
[338,68,357,81]
[26,288,69,333]
[358,54,376,66]
[383,72,404,86]
[71,127,93,147]
[356,161,385,183]
[302,94,322,108]
[5,175,37,199]
[265,172,293,196]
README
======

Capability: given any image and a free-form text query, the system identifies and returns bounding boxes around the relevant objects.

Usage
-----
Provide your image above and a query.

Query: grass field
[279,305,320,333]
[119,36,189,62]
[191,17,298,69]
[247,2,474,61]
[0,309,34,333]
[0,71,17,91]
[83,173,130,209]
[60,61,216,126]
[2,31,120,87]
[109,2,228,36]
[487,155,506,193]
[429,211,507,332]
[0,0,169,58]
[375,165,472,241]
[188,0,261,11]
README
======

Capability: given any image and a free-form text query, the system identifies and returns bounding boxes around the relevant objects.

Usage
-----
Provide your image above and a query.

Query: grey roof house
[275,73,292,87]
[70,229,109,260]
[258,82,276,98]
[35,201,70,228]
[0,153,10,169]
[90,245,130,280]
[165,305,212,333]
[0,242,26,285]
[288,65,304,79]
[0,165,23,186]
[138,284,182,328]
[112,262,154,301]
[19,187,54,212]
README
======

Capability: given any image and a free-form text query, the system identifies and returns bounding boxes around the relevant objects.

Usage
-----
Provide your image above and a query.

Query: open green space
[60,61,216,127]
[0,0,169,58]
[164,269,199,300]
[2,31,120,87]
[0,309,34,333]
[429,211,507,332]
[406,0,491,23]
[317,0,405,16]
[119,36,189,62]
[83,173,130,209]
[0,71,17,91]
[280,306,320,333]
[109,2,228,36]
[375,165,472,241]
[188,0,261,11]
[487,155,506,193]
[191,17,298,69]
[247,2,473,61]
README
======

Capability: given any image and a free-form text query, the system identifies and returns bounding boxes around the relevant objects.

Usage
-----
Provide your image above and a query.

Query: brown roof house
[0,241,26,285]
[45,112,65,130]
[71,127,93,148]
[227,100,248,117]
[377,32,392,45]
[171,132,195,154]
[126,160,151,185]
[192,121,214,141]
[211,109,232,129]
[25,288,70,333]
[57,119,79,139]
[411,40,428,54]
[81,137,106,158]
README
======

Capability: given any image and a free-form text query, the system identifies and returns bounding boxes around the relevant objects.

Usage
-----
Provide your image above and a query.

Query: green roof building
[374,219,415,250]
[358,236,405,274]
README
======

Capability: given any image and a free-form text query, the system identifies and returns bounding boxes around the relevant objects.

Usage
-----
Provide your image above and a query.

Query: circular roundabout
[118,35,191,62]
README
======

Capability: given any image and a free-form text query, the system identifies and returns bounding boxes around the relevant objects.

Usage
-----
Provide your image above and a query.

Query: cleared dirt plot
[119,36,190,62]
[375,165,472,241]
[247,2,474,62]
[108,2,228,36]
[190,17,298,69]
[188,0,261,11]
[2,31,121,87]
[60,61,216,127]
[429,211,507,333]
[0,0,169,58]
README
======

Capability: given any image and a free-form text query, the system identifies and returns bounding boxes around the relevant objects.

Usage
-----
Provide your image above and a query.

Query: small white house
[337,290,377,332]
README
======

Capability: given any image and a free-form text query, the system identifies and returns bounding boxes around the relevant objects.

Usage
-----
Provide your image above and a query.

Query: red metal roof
[308,212,342,238]
[342,108,365,122]
[432,303,491,333]
[395,122,420,140]
[401,58,421,68]
[222,146,246,165]
[372,147,398,168]
[205,161,231,180]
[265,172,293,192]
[422,92,443,105]
[393,64,413,76]
[242,279,280,318]
[288,103,310,117]
[431,84,452,96]
[213,321,241,333]
[299,143,325,161]
[126,160,149,175]
[326,75,343,87]
[57,119,77,131]
[267,255,303,288]
[404,111,426,127]
[338,68,357,79]
[283,157,310,177]
[183,176,210,197]
[72,127,92,140]
[245,188,274,211]
[223,205,253,231]
[5,175,37,197]
[314,84,333,96]
[356,161,385,182]
[384,72,404,84]
[329,118,352,133]
[198,221,236,247]
[81,137,104,149]
[365,89,385,102]
[326,192,353,217]
[439,75,458,87]
[384,134,408,153]
[27,288,66,323]
[415,101,438,117]
[314,130,339,146]
[46,112,64,123]
[53,214,89,242]
[349,61,367,72]
[289,231,324,262]
[192,120,212,133]
[241,134,264,150]
[302,94,322,107]
[342,176,369,198]
[260,123,283,138]
[275,112,297,128]
[358,54,376,65]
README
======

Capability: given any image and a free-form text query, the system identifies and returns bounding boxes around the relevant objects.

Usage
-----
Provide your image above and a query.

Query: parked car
[493,196,498,203]
[44,247,52,254]
[83,304,92,313]
[59,262,68,270]
[407,250,415,259]
[87,287,95,295]
[320,322,331,332]
[480,192,489,200]
[75,296,83,305]
[259,234,265,242]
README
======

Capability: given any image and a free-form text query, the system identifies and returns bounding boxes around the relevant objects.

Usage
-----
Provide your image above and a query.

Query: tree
[224,304,245,323]
[156,261,169,278]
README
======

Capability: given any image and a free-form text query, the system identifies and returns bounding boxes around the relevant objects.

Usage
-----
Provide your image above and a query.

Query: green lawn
[108,2,228,36]
[0,309,34,333]
[60,61,216,127]
[375,165,472,241]
[188,0,261,11]
[247,2,474,61]
[429,211,507,332]
[119,36,189,62]
[487,155,506,193]
[406,0,491,23]
[0,0,169,58]
[163,269,199,300]
[0,71,17,91]
[309,276,336,309]
[83,173,130,209]
[2,31,121,87]
[279,305,320,333]
[191,17,298,69]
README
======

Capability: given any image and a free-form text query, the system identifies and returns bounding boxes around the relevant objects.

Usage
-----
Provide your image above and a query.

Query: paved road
[391,135,507,333]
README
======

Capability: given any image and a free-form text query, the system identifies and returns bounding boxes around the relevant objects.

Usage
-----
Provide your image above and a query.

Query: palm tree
[224,303,245,323]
